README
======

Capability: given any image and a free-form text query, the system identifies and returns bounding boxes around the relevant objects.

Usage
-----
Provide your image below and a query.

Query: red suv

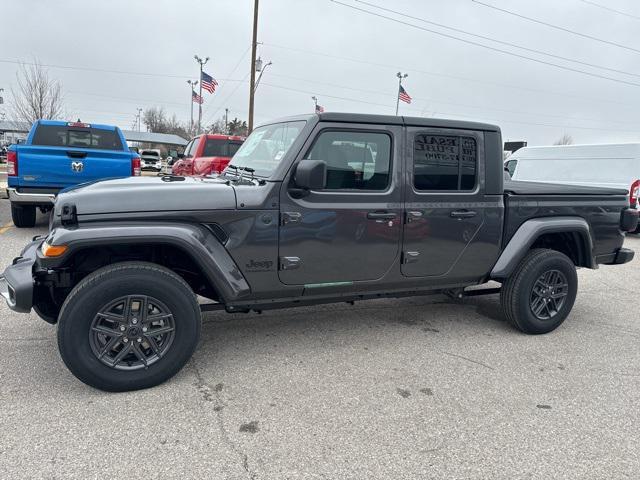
[171,134,244,176]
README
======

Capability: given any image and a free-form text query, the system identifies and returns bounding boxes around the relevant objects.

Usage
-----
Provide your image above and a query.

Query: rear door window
[202,139,227,157]
[413,134,477,191]
[32,125,123,150]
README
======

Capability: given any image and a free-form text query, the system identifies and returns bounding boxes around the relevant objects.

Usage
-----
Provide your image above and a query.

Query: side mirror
[167,157,175,166]
[294,159,327,191]
[177,152,185,159]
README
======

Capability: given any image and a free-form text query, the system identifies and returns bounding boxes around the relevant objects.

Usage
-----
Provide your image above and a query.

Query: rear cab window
[32,125,123,151]
[202,139,245,157]
[203,139,227,157]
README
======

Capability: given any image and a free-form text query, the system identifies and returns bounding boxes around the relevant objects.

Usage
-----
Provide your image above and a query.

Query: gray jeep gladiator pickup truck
[1,113,638,391]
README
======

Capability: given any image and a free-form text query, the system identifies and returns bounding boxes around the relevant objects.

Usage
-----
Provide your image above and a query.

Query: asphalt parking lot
[0,199,639,479]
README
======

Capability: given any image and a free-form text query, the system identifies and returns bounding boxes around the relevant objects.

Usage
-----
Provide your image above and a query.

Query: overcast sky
[2,0,640,145]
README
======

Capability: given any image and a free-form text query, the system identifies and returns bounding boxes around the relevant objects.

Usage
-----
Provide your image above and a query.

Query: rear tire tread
[10,203,36,228]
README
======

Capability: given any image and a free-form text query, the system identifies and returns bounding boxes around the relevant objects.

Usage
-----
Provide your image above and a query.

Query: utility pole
[137,108,143,132]
[248,0,259,134]
[187,79,198,134]
[312,96,318,113]
[194,55,209,134]
[225,108,229,134]
[395,72,408,116]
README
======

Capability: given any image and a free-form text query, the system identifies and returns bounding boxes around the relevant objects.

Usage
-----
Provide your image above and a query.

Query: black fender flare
[43,222,251,303]
[490,216,594,279]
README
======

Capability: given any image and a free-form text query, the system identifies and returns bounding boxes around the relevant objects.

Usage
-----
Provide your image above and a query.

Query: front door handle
[450,210,477,219]
[367,211,397,220]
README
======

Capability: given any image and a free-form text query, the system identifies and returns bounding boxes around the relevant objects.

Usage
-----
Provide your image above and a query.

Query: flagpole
[187,80,197,135]
[395,72,407,116]
[194,55,209,134]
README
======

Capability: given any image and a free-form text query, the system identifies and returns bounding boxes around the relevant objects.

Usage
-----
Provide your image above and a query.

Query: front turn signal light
[41,242,68,258]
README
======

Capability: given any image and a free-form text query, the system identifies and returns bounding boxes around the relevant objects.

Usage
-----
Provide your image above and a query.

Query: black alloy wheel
[89,295,176,370]
[529,269,569,321]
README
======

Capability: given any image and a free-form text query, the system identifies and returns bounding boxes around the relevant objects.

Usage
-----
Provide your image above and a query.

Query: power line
[263,42,636,109]
[258,82,640,133]
[329,0,640,89]
[356,0,640,78]
[266,71,640,127]
[472,0,640,54]
[578,0,640,21]
[201,71,251,128]
[200,45,253,126]
[0,58,246,82]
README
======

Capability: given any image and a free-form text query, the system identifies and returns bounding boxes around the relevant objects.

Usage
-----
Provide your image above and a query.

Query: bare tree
[206,117,227,134]
[554,133,574,145]
[142,106,189,139]
[11,61,64,125]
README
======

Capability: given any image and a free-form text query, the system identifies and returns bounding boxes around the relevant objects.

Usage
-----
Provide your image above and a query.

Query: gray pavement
[0,198,638,479]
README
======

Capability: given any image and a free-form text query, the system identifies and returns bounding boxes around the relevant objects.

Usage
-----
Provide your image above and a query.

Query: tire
[500,249,578,334]
[10,203,36,228]
[57,261,201,391]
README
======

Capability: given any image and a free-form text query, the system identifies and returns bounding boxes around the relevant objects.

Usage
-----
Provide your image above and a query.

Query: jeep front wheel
[500,249,578,334]
[57,262,201,391]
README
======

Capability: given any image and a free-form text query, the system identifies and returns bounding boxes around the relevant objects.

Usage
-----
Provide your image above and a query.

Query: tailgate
[16,145,132,188]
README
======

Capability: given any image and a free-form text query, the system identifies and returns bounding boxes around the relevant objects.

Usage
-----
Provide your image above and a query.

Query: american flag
[315,104,325,113]
[398,85,412,104]
[192,90,203,104]
[201,71,218,93]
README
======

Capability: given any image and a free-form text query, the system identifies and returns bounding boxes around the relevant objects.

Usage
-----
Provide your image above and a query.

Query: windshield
[229,121,305,177]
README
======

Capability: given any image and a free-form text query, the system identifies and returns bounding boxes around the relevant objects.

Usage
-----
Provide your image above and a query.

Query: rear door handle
[367,211,397,220]
[450,210,477,219]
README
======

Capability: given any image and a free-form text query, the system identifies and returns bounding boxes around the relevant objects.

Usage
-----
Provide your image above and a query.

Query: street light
[253,57,272,93]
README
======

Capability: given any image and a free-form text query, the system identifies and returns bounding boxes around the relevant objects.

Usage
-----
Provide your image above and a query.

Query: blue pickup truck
[6,120,140,227]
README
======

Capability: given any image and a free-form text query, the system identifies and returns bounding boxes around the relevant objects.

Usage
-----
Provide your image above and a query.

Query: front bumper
[0,239,41,313]
[7,188,56,205]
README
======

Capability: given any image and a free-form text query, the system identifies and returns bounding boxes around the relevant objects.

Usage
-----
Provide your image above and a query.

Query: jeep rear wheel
[57,262,201,391]
[10,203,36,228]
[500,249,578,334]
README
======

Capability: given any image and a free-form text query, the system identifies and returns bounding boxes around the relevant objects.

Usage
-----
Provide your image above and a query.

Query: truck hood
[55,176,236,215]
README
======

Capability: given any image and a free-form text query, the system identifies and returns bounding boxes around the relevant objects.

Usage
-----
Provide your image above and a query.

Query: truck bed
[503,179,629,258]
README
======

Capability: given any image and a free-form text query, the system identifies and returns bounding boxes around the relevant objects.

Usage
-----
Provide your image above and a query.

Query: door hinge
[279,256,301,270]
[402,251,420,264]
[281,212,302,225]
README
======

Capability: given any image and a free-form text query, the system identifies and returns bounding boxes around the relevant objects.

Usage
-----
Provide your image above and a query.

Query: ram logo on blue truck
[6,120,140,228]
